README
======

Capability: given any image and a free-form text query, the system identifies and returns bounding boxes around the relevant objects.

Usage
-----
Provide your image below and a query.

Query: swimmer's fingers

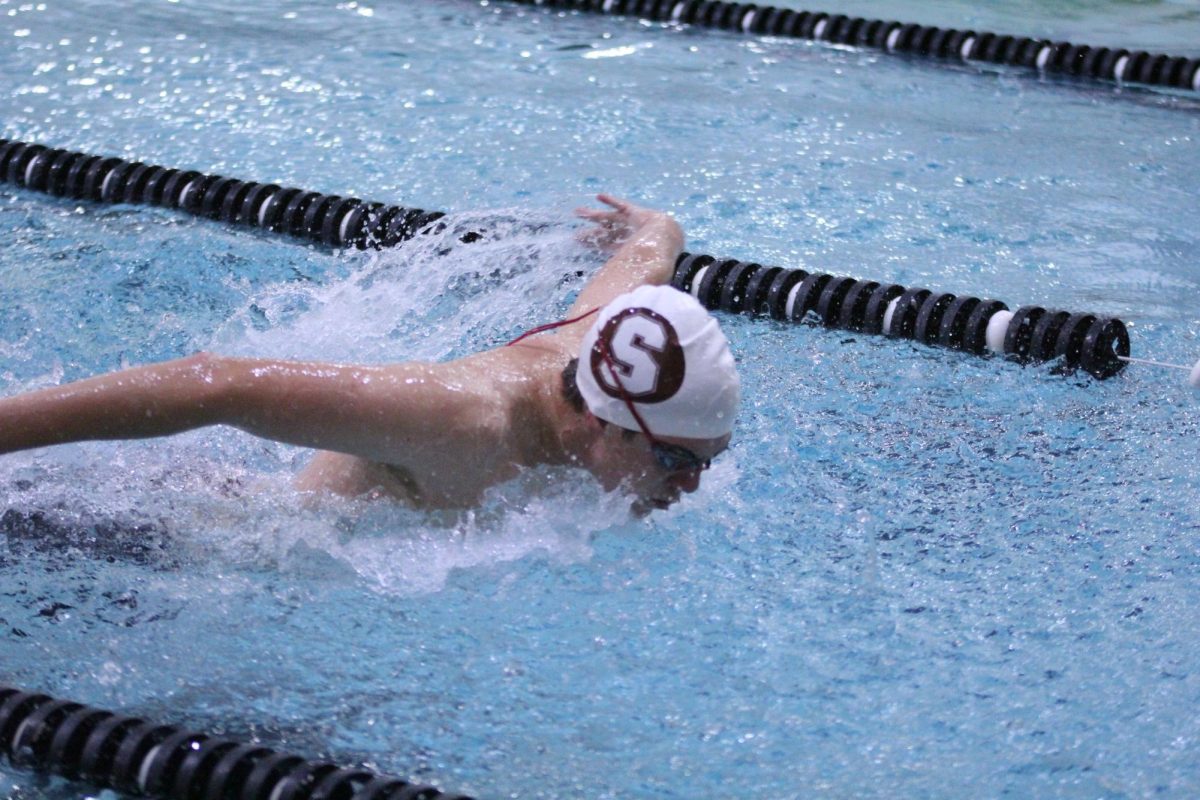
[575,221,625,251]
[575,194,633,221]
[575,194,652,251]
[589,194,665,230]
[595,193,632,213]
[574,206,619,224]
[575,204,630,241]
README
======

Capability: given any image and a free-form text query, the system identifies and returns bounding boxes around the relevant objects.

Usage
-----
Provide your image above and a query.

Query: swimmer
[0,195,740,515]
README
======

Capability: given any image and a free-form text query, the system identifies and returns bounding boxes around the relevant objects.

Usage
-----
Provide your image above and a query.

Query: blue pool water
[2,2,1200,798]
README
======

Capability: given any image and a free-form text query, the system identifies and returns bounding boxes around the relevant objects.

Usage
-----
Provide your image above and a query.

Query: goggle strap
[597,338,657,442]
[504,307,600,347]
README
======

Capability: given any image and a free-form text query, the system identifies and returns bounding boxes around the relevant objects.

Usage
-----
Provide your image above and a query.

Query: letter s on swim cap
[588,306,686,403]
[576,285,740,438]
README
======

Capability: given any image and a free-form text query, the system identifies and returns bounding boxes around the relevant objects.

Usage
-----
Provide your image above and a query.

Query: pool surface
[3,1,1200,797]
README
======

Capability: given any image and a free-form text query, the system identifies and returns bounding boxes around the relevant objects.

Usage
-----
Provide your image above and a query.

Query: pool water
[2,1,1200,798]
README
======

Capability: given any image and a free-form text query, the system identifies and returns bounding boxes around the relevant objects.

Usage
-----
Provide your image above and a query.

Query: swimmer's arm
[566,194,685,321]
[0,354,226,454]
[0,353,497,465]
[211,355,502,465]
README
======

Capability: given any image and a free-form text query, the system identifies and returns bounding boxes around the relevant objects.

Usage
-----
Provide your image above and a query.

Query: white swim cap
[576,285,740,438]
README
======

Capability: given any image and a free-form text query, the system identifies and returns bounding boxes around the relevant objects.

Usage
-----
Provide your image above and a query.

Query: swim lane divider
[0,684,473,800]
[0,139,450,250]
[0,137,1129,378]
[671,253,1129,379]
[498,0,1200,94]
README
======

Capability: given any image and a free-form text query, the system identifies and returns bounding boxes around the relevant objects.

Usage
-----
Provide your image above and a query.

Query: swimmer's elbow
[181,352,244,424]
[181,350,219,377]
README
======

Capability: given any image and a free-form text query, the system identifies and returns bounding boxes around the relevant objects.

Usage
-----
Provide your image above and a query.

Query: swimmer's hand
[575,194,677,252]
[565,193,685,315]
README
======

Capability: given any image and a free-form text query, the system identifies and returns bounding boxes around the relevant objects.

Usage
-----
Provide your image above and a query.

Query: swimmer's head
[575,284,740,439]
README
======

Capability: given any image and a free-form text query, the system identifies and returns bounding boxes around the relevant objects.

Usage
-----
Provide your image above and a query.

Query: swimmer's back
[292,341,572,506]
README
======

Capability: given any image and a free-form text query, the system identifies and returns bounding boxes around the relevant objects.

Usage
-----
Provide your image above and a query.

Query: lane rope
[0,684,474,800]
[0,139,450,250]
[0,137,1133,378]
[670,253,1130,379]
[498,0,1200,95]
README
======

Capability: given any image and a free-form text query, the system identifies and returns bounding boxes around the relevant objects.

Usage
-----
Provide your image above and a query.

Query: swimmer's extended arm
[0,352,503,466]
[210,354,506,466]
[566,194,685,321]
[0,355,224,454]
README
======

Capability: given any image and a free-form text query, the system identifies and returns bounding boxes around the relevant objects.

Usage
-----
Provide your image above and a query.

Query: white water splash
[2,208,655,595]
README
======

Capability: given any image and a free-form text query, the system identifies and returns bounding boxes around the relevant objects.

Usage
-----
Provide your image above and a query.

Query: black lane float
[0,685,473,800]
[0,138,1129,378]
[670,254,1129,379]
[496,0,1200,95]
[0,138,447,250]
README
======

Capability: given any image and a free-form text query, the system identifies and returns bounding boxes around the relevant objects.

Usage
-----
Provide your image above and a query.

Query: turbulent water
[2,1,1200,798]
